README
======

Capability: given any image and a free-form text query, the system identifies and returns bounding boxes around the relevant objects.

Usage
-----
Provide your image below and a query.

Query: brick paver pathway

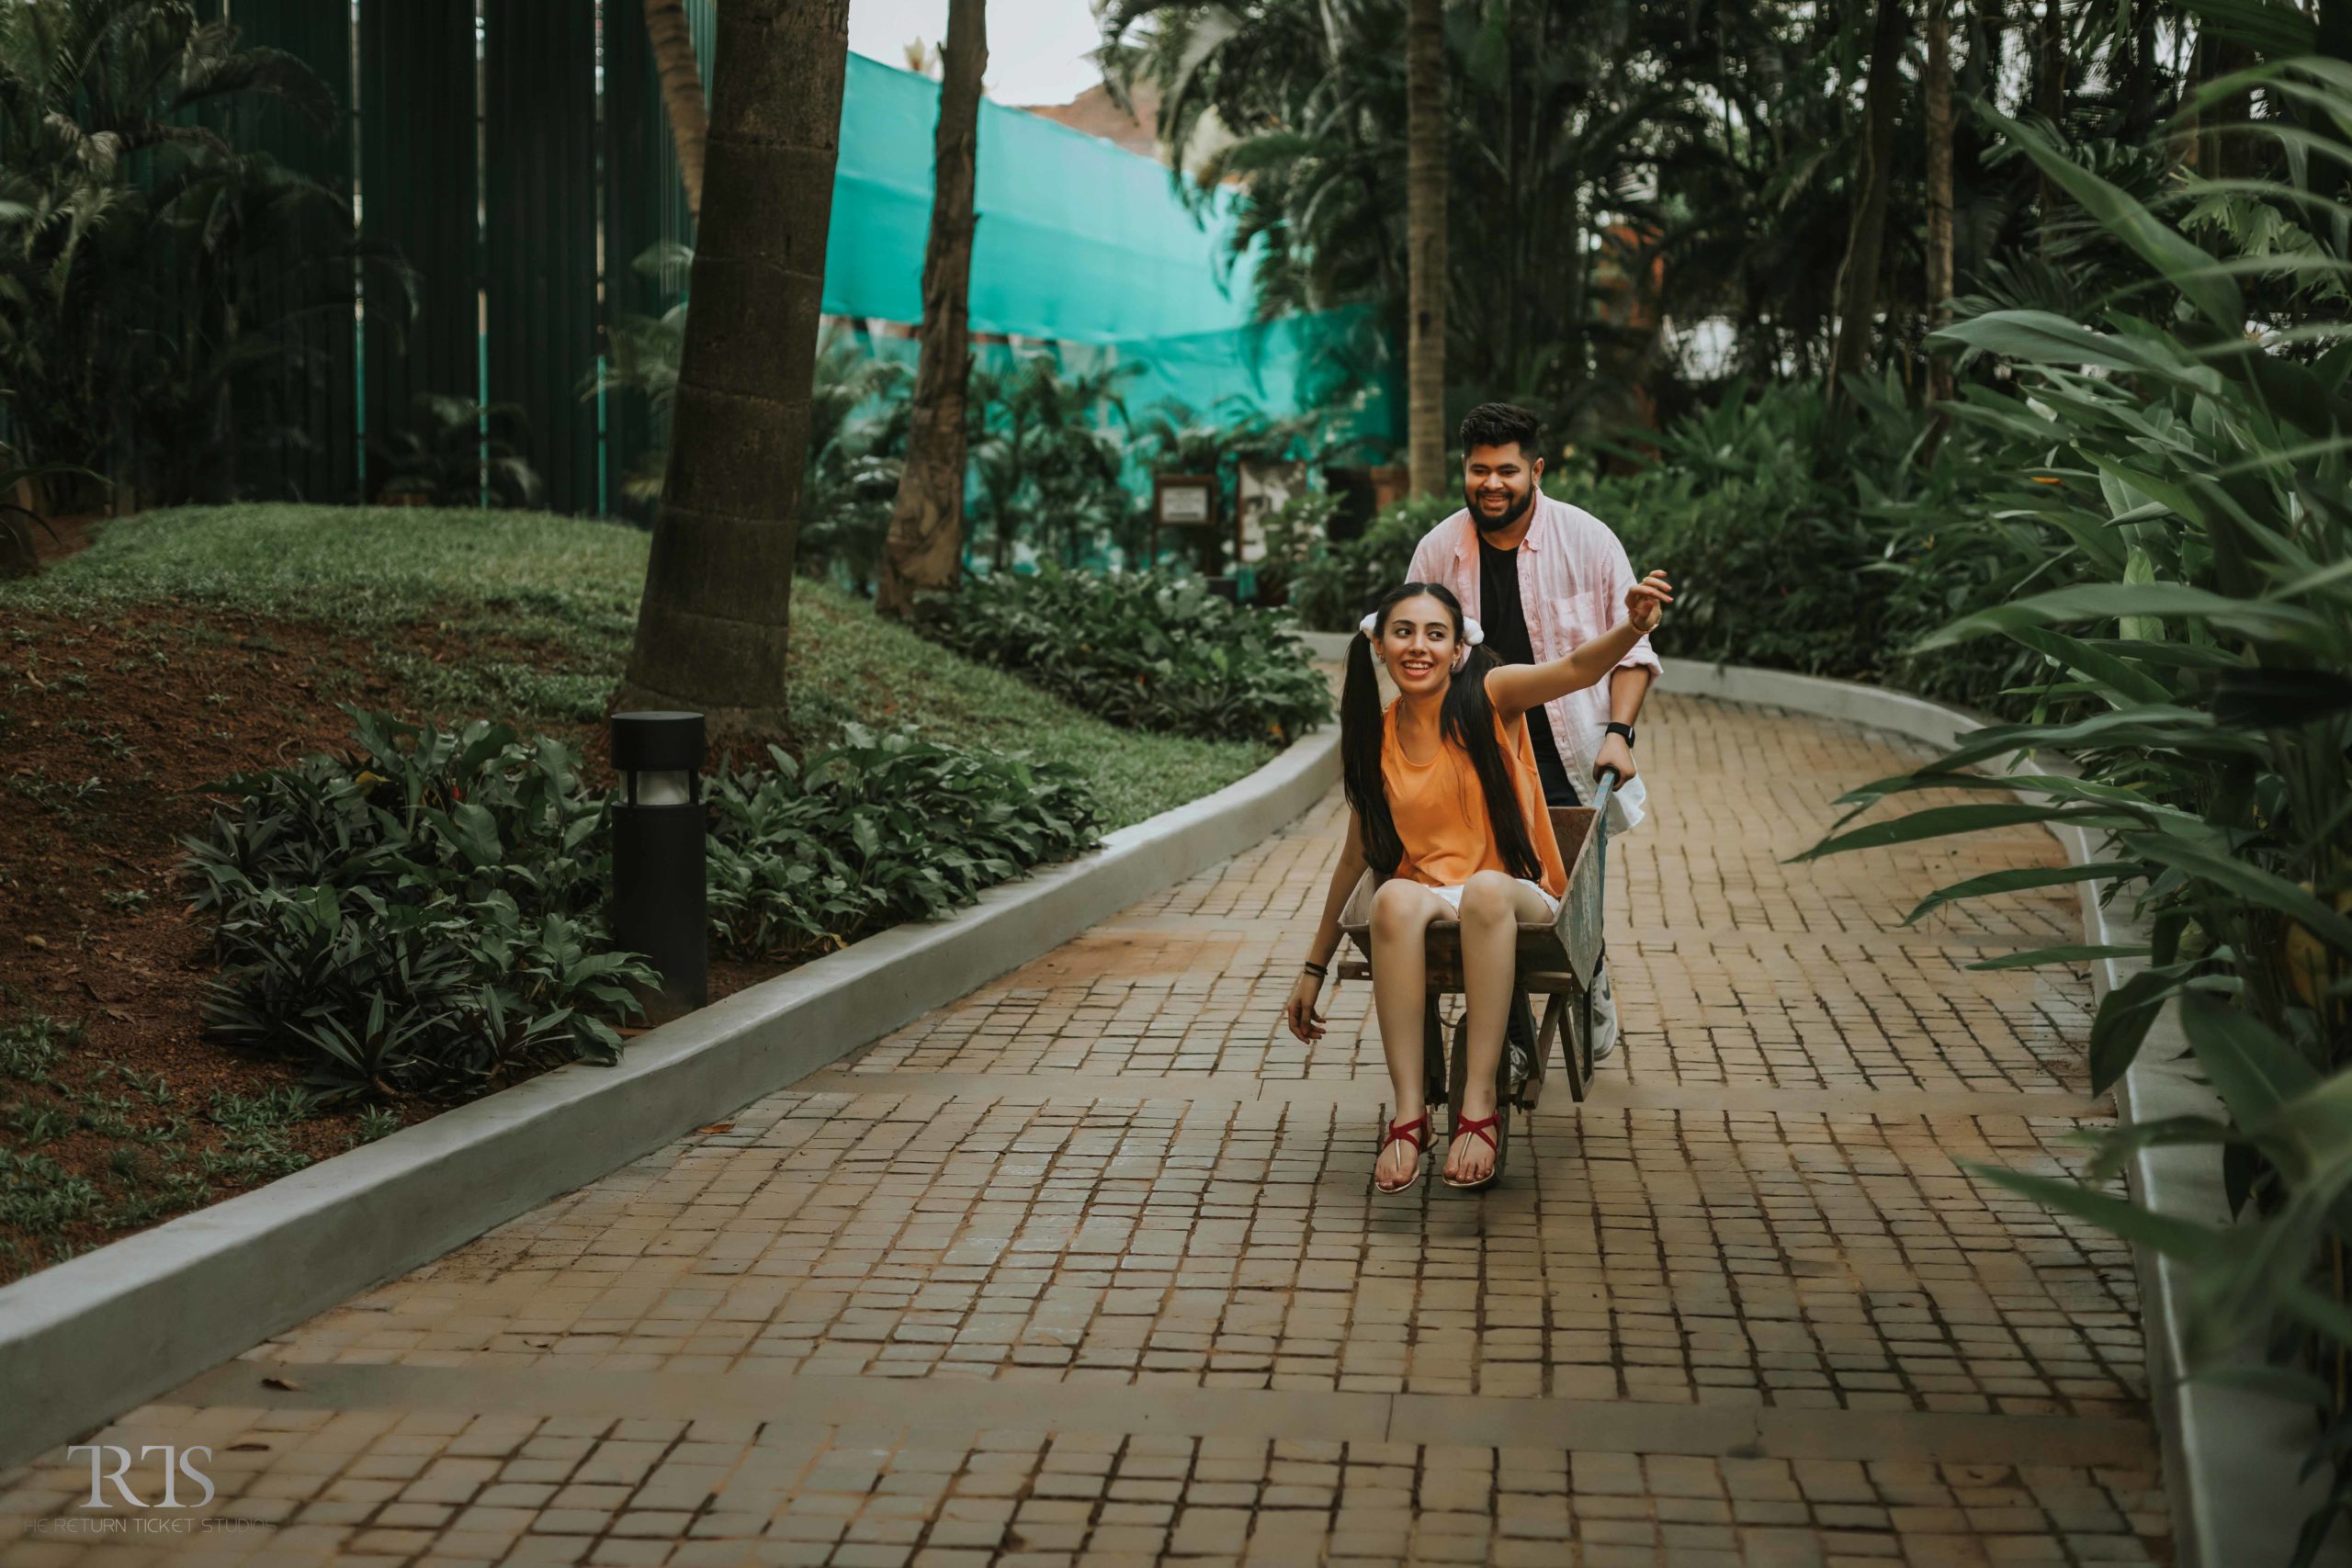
[2,694,2167,1566]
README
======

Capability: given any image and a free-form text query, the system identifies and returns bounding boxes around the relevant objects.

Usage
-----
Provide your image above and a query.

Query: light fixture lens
[631,769,692,807]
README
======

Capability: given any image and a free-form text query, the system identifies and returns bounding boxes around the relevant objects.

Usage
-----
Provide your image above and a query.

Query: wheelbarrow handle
[1591,765,1622,820]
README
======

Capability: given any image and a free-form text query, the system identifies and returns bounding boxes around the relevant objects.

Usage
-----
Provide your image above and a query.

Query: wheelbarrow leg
[1421,993,1447,1110]
[1529,994,1565,1110]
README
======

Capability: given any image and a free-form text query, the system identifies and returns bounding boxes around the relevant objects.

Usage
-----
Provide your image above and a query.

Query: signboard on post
[1152,473,1219,572]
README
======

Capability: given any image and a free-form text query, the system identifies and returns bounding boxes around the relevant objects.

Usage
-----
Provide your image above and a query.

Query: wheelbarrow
[1334,770,1618,1190]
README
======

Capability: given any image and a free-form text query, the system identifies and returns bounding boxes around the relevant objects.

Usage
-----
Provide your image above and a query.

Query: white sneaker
[1589,965,1620,1063]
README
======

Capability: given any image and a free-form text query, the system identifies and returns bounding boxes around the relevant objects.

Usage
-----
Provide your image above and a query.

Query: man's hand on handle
[1595,732,1636,786]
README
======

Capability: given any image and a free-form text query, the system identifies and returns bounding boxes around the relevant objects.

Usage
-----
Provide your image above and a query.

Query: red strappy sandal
[1442,1110,1503,1190]
[1374,1112,1431,1196]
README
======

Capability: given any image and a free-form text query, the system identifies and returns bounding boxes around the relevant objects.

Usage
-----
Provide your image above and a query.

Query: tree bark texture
[877,0,986,619]
[1405,0,1448,496]
[1925,0,1955,406]
[1829,0,1906,399]
[642,0,710,219]
[2035,0,2064,240]
[619,0,852,739]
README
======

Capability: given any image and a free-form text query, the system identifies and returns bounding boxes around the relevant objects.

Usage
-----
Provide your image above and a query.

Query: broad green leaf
[1903,861,2148,925]
[1968,943,2153,971]
[1973,1163,2224,1263]
[2179,992,2320,1159]
[1979,107,2245,330]
[2090,966,2182,1092]
[1796,803,2148,863]
[2128,833,2352,954]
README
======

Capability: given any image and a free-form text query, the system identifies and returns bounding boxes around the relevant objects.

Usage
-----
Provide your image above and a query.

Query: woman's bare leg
[1447,871,1555,1184]
[1368,878,1450,1189]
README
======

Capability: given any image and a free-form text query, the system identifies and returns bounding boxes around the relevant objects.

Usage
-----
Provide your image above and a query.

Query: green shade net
[819,53,1392,438]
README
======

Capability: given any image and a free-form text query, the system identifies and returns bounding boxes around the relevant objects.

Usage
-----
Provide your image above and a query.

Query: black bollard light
[609,710,707,1019]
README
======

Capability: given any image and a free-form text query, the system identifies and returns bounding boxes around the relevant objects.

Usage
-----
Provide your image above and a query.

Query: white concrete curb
[1672,660,2343,1568]
[0,728,1340,1472]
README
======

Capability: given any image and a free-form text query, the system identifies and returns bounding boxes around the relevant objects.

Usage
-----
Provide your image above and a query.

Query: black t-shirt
[1476,534,1577,807]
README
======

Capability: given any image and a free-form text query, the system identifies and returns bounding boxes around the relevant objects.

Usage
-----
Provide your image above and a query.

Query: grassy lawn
[12,503,1272,828]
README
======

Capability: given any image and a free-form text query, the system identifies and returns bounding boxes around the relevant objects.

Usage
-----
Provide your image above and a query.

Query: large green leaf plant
[1800,60,2352,1557]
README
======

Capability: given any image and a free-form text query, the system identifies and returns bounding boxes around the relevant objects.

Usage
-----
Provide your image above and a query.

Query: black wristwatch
[1604,721,1636,747]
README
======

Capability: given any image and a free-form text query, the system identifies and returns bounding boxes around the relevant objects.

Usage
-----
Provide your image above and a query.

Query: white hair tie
[1464,617,1485,648]
[1360,612,1379,638]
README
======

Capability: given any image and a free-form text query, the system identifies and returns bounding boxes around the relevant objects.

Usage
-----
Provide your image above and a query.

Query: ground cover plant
[918,564,1330,745]
[707,728,1099,962]
[0,1007,399,1281]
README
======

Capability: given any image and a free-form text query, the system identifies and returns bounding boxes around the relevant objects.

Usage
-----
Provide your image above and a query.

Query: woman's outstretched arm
[1486,570,1674,720]
[1285,811,1370,1042]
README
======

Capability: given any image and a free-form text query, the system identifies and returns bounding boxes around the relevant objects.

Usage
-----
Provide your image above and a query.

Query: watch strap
[1604,721,1636,747]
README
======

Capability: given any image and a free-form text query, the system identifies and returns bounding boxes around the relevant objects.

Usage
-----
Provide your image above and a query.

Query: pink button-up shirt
[1406,492,1662,831]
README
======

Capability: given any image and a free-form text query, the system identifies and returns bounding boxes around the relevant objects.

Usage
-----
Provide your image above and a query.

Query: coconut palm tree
[1405,0,1446,492]
[641,0,710,218]
[619,0,853,738]
[877,0,988,619]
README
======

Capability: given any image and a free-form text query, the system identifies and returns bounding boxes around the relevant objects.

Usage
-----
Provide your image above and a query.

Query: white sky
[847,0,1107,105]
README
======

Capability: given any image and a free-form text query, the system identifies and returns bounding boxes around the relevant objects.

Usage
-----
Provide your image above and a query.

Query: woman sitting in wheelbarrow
[1283,572,1672,1193]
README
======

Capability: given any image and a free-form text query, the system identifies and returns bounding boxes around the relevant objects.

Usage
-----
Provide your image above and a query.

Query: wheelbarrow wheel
[1444,1011,1512,1190]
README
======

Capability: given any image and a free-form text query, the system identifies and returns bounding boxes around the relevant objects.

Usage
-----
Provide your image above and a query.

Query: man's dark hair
[1458,402,1543,460]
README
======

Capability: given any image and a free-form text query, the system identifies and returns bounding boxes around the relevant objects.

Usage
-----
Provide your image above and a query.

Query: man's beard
[1467,483,1533,535]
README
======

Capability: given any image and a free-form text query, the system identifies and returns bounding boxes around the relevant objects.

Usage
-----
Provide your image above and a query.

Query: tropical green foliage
[0,0,397,503]
[368,394,543,509]
[184,707,1112,1102]
[965,354,1135,571]
[1795,59,2352,1552]
[1102,0,2111,439]
[920,565,1330,744]
[183,711,654,1103]
[1284,492,1454,632]
[1557,377,2061,711]
[707,727,1101,962]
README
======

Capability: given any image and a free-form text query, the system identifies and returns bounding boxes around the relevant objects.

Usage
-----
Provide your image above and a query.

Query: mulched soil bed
[0,522,782,1283]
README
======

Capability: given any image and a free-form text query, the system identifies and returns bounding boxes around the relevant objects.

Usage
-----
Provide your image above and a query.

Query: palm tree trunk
[1925,0,1955,408]
[2034,0,2064,243]
[1829,0,1906,400]
[618,0,851,739]
[1405,0,1447,496]
[642,0,710,219]
[877,0,986,619]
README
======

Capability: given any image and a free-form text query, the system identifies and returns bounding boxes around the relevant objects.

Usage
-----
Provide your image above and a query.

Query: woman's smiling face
[1376,593,1457,697]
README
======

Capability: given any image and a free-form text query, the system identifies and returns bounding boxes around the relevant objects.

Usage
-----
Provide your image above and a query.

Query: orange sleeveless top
[1381,703,1568,897]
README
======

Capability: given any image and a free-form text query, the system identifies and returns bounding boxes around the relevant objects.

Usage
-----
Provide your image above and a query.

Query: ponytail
[1341,582,1544,886]
[1341,612,1403,877]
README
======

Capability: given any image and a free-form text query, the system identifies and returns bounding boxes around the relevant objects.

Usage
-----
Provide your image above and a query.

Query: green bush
[183,711,655,1103]
[1285,494,1455,632]
[1553,377,2053,713]
[919,565,1330,745]
[707,726,1100,962]
[183,709,1110,1101]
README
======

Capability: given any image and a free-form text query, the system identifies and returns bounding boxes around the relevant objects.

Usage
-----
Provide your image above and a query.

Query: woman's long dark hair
[1341,581,1544,884]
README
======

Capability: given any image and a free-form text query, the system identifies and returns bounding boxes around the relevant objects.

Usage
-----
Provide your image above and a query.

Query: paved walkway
[2,694,2166,1566]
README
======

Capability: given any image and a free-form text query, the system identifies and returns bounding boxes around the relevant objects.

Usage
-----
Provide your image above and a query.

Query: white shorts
[1429,879,1561,918]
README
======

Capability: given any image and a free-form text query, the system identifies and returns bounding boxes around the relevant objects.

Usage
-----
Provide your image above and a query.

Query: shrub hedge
[920,565,1329,745]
